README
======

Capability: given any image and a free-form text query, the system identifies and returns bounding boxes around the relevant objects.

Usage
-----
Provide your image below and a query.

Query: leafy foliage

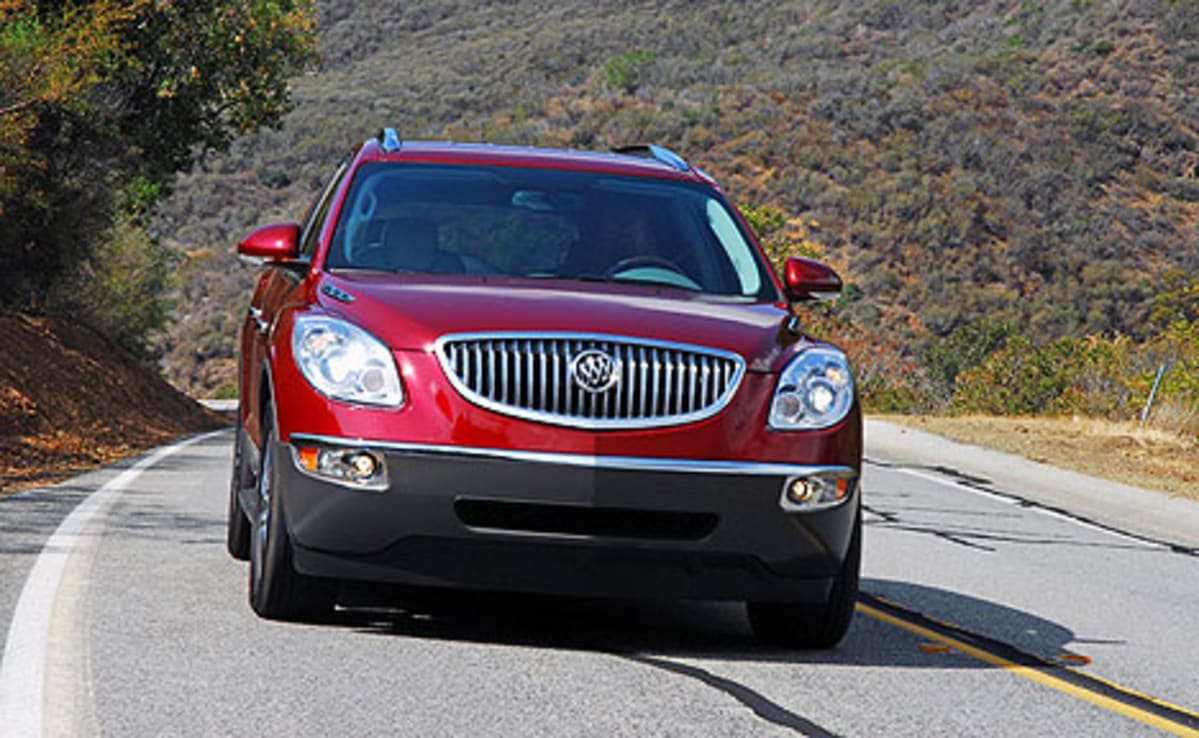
[53,217,180,357]
[951,323,1199,436]
[0,0,138,302]
[1149,271,1199,330]
[955,335,1096,416]
[739,204,823,270]
[0,0,317,349]
[923,318,1015,398]
[602,50,656,94]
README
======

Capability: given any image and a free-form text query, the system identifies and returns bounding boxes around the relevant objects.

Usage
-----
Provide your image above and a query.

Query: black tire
[748,511,861,649]
[226,419,251,561]
[248,410,337,621]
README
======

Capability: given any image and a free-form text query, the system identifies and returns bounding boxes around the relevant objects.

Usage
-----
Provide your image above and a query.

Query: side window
[299,159,349,258]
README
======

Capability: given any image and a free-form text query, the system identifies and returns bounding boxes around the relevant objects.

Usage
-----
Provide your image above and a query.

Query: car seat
[364,217,464,273]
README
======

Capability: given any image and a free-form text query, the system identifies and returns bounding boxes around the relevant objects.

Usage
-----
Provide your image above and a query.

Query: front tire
[748,511,861,649]
[248,411,337,621]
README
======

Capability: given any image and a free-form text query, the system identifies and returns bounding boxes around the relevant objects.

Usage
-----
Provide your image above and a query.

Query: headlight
[291,315,404,407]
[769,347,854,430]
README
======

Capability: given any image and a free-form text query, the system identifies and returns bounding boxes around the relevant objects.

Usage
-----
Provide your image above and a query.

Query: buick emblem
[570,349,621,393]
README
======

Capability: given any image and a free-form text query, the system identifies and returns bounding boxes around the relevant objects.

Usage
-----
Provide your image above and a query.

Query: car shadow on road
[334,576,1092,669]
[330,578,1100,737]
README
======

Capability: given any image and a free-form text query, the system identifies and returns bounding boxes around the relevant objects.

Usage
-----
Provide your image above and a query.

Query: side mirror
[782,256,843,302]
[238,223,301,262]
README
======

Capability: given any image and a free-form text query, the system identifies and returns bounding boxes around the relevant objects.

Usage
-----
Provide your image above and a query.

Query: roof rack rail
[377,127,402,153]
[611,144,690,172]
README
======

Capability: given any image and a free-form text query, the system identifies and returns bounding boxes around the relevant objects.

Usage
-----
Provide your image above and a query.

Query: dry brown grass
[879,415,1199,500]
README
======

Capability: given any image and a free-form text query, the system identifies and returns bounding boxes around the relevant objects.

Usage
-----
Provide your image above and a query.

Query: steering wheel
[603,255,702,291]
[604,255,688,278]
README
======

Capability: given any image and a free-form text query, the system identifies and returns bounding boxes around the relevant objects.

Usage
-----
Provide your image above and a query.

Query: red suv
[227,130,862,648]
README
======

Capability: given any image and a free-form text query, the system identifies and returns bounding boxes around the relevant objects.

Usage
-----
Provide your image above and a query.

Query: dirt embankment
[0,312,226,495]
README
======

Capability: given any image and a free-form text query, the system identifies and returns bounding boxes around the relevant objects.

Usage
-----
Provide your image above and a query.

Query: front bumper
[280,434,859,603]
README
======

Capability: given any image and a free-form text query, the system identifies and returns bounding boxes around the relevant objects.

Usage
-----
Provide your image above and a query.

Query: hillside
[152,1,1199,411]
[0,313,223,495]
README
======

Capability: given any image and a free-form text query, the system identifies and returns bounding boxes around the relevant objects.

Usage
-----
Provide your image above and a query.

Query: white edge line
[869,461,1162,549]
[0,431,223,738]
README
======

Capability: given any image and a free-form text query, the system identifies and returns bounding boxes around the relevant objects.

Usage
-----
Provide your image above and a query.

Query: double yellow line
[857,597,1199,737]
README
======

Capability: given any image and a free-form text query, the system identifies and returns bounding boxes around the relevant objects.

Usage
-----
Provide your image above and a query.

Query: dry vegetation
[882,414,1198,499]
[0,313,223,497]
[141,1,1197,474]
[154,1,1198,431]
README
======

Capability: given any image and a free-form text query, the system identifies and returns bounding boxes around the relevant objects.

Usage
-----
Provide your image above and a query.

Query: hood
[314,272,802,371]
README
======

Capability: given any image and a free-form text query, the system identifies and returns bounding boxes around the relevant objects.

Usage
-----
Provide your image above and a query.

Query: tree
[1,1,138,304]
[0,0,317,317]
[0,1,132,129]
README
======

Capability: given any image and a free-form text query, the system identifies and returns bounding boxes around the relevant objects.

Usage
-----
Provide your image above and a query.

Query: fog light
[788,478,820,504]
[349,452,378,480]
[779,470,856,512]
[292,444,388,490]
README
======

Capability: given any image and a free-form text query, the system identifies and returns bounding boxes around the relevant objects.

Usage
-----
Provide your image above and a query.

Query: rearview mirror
[782,256,842,302]
[238,223,301,262]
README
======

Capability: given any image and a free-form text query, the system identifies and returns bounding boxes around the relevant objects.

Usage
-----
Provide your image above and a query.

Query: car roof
[355,138,714,184]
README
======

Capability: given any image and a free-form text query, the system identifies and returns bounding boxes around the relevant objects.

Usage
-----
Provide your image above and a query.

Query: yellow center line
[856,602,1199,738]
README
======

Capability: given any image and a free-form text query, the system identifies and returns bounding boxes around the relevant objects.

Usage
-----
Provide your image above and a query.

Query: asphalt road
[1,428,1197,737]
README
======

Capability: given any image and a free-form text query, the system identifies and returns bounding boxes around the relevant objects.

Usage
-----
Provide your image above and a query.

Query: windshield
[326,162,778,300]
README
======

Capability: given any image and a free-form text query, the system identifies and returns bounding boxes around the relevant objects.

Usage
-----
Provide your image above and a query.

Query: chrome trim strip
[432,332,747,431]
[290,432,854,478]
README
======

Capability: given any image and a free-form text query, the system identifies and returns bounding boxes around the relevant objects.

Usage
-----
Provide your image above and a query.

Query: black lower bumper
[279,439,859,603]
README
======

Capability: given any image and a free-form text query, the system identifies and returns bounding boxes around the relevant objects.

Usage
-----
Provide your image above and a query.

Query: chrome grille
[435,333,746,430]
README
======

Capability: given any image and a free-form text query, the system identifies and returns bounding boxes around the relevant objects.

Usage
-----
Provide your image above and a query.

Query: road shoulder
[865,417,1199,549]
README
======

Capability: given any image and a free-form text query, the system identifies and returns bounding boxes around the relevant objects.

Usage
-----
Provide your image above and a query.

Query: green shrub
[1132,320,1199,434]
[951,334,1126,416]
[738,204,821,271]
[55,218,181,358]
[949,327,1197,427]
[859,379,932,415]
[924,317,1015,392]
[953,335,1061,415]
[602,50,655,94]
